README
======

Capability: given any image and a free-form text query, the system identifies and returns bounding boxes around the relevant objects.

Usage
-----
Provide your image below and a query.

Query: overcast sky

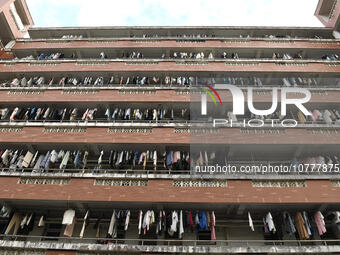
[26,0,323,27]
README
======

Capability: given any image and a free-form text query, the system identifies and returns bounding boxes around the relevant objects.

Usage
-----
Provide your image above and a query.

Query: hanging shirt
[108,210,117,238]
[302,211,312,236]
[295,212,309,240]
[153,150,157,167]
[210,211,216,241]
[74,150,80,168]
[314,211,326,236]
[80,210,89,238]
[125,210,130,231]
[29,151,39,168]
[168,211,178,236]
[179,210,184,239]
[98,151,104,165]
[204,151,209,165]
[188,211,194,232]
[248,212,255,231]
[1,150,10,165]
[62,209,75,225]
[138,210,143,235]
[166,152,173,166]
[40,151,50,169]
[332,211,340,224]
[38,215,45,227]
[105,108,111,120]
[22,151,33,168]
[50,150,58,163]
[143,210,151,233]
[283,211,296,234]
[198,211,208,230]
[82,151,88,168]
[59,151,70,169]
[265,212,276,233]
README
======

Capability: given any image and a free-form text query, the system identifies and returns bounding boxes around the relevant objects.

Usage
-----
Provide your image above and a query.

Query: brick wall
[1,61,339,73]
[46,251,76,255]
[0,89,337,103]
[0,126,336,144]
[0,178,338,203]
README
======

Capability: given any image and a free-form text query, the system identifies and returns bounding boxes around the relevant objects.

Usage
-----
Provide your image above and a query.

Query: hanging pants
[5,213,22,235]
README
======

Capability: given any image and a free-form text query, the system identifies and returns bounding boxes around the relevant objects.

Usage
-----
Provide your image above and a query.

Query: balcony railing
[2,58,340,64]
[1,234,340,253]
[0,119,338,129]
[14,37,340,43]
[0,163,339,179]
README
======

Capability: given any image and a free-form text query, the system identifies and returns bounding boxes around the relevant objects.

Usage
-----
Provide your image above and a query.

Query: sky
[26,0,323,27]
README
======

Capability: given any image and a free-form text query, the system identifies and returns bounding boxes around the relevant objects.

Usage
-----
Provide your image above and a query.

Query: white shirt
[266,212,275,232]
[248,212,255,231]
[179,210,184,238]
[62,209,75,225]
[168,211,178,236]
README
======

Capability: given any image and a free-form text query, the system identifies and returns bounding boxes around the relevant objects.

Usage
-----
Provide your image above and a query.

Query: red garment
[188,211,194,232]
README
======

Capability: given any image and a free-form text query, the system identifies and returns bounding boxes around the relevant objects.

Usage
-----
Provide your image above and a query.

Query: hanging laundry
[265,212,276,233]
[314,211,327,236]
[64,216,76,237]
[38,215,45,227]
[125,210,130,231]
[168,211,178,236]
[80,210,89,238]
[108,210,117,238]
[283,211,296,235]
[198,211,208,231]
[210,211,216,241]
[135,210,142,236]
[179,210,184,239]
[5,213,22,235]
[302,211,313,236]
[62,209,75,225]
[248,212,255,231]
[294,212,309,240]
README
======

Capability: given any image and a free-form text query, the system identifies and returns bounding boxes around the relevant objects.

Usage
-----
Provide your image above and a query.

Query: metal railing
[0,119,338,129]
[2,58,340,64]
[1,234,340,247]
[14,36,339,43]
[0,162,339,179]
